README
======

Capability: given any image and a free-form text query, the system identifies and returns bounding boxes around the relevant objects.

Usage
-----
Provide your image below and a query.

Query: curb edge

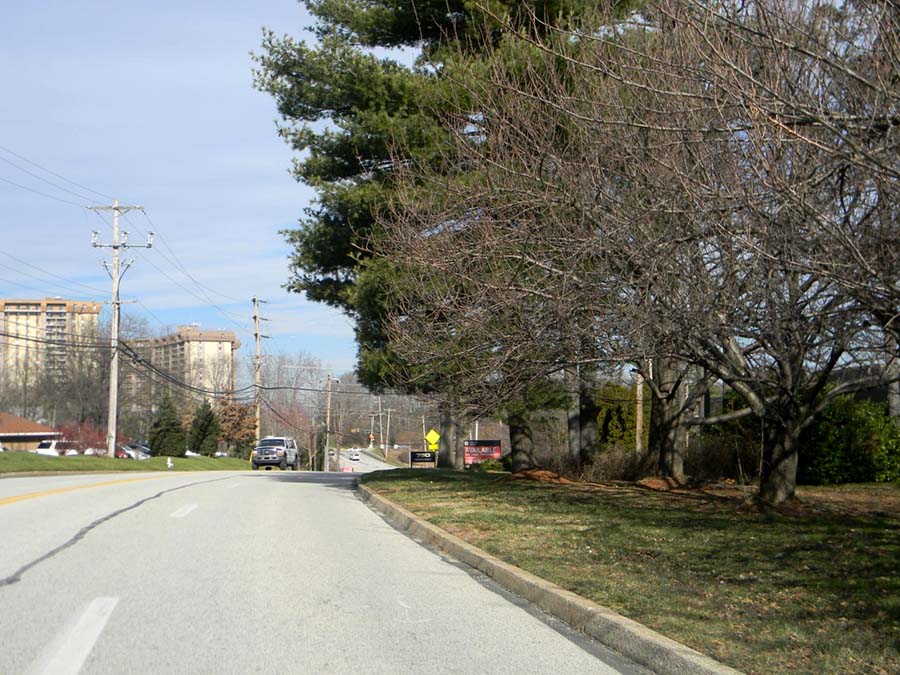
[357,483,744,675]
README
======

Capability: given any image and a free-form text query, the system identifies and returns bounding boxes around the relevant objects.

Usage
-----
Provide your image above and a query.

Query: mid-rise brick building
[0,298,102,386]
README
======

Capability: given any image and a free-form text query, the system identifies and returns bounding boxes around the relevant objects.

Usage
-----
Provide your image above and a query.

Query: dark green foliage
[467,457,506,472]
[188,401,222,457]
[595,381,648,450]
[149,396,187,458]
[799,397,900,485]
[254,0,623,391]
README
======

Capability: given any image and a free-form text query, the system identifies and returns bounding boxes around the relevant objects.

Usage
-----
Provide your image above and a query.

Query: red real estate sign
[463,439,502,466]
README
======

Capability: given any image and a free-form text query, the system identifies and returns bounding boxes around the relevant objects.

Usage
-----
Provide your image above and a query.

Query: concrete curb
[357,484,744,675]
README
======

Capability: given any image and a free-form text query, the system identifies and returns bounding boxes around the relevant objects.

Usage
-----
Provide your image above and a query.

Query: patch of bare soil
[498,468,578,484]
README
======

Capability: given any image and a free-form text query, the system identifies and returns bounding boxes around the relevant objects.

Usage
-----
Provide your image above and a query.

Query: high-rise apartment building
[0,298,102,384]
[125,325,240,404]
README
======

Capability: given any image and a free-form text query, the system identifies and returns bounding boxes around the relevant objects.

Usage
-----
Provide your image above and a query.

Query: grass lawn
[361,469,900,675]
[0,451,250,474]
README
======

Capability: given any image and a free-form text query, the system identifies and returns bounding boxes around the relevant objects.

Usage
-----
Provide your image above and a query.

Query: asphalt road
[0,470,648,674]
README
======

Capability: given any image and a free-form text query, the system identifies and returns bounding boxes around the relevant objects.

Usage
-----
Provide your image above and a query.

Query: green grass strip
[360,469,900,675]
[0,452,249,474]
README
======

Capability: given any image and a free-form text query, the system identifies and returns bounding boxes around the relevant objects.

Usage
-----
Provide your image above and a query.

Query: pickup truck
[251,436,300,470]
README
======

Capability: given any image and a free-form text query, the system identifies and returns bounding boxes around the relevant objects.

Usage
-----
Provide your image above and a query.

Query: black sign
[410,451,437,463]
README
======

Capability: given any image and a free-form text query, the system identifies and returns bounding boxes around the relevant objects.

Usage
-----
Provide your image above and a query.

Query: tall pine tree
[189,400,221,457]
[149,395,187,458]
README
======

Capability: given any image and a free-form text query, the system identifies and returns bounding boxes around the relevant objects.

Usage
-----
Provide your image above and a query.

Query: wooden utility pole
[90,199,150,458]
[252,296,269,443]
[635,371,644,455]
[324,373,334,471]
[377,397,385,458]
[384,408,394,458]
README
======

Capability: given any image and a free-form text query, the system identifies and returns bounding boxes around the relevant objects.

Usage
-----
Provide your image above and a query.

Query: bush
[468,458,506,472]
[799,397,900,485]
[543,444,642,482]
[595,381,649,451]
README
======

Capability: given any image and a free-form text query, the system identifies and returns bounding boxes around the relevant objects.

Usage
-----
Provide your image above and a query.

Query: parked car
[251,436,300,470]
[34,440,68,456]
[128,443,152,457]
[119,445,151,461]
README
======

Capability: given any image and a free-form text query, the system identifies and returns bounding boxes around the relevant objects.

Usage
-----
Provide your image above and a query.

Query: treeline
[257,0,900,504]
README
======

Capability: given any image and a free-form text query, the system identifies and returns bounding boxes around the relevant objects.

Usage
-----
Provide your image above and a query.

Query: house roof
[0,412,61,437]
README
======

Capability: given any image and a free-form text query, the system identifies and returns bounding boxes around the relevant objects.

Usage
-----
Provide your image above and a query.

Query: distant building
[125,325,240,405]
[0,298,102,385]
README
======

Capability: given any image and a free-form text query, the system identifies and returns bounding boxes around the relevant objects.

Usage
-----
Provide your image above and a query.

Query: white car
[34,440,64,456]
[349,450,361,461]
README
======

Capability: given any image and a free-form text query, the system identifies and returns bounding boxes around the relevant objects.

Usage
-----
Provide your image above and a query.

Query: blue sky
[0,1,359,377]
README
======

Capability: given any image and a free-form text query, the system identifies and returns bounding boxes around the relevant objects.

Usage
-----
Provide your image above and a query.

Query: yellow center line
[0,475,171,507]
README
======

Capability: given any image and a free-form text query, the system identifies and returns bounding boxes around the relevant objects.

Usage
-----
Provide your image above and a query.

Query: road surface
[0,470,648,674]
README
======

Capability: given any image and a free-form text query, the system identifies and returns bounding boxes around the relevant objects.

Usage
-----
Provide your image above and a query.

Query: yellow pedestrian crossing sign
[425,428,440,451]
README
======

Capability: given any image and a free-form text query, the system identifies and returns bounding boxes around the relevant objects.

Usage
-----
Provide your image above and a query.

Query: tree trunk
[578,377,599,466]
[757,416,801,506]
[507,412,537,473]
[438,409,458,469]
[670,381,688,480]
[646,357,687,482]
[566,366,581,464]
[886,335,899,418]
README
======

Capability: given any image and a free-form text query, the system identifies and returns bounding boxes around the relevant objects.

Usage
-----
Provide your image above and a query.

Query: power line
[0,251,108,296]
[0,175,87,208]
[134,299,170,329]
[116,214,248,332]
[0,329,112,352]
[140,211,245,304]
[254,383,375,396]
[0,154,99,203]
[0,144,114,201]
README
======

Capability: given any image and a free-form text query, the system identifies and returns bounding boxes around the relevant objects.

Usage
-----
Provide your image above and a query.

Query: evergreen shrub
[469,458,506,472]
[799,396,900,485]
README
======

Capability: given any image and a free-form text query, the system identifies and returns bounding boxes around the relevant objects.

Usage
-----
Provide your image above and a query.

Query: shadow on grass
[363,468,900,670]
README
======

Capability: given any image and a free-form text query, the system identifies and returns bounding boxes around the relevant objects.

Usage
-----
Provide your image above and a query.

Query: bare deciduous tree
[372,0,899,504]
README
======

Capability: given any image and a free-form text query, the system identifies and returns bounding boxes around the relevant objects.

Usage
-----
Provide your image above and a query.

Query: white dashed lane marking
[170,504,198,518]
[26,596,118,675]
